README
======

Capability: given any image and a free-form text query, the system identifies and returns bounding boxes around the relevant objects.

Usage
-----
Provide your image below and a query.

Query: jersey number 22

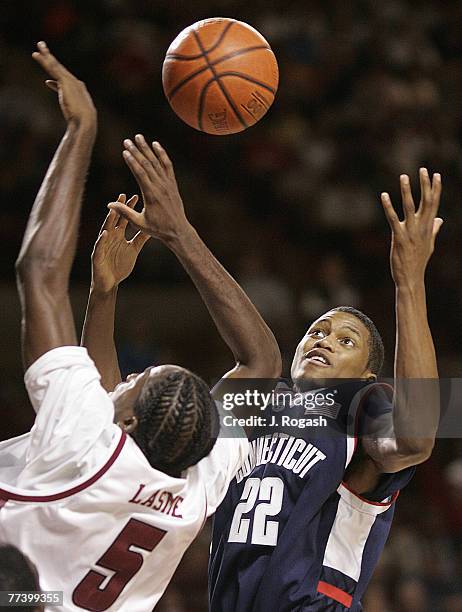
[228,477,284,546]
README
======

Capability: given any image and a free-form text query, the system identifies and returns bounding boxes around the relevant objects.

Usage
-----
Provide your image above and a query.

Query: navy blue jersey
[209,381,414,611]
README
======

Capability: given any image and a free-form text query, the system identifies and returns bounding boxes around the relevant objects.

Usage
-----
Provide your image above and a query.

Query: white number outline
[228,477,284,546]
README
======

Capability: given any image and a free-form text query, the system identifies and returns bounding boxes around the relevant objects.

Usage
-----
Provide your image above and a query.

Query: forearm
[16,121,96,276]
[167,226,281,376]
[81,287,121,391]
[16,120,97,368]
[393,281,439,456]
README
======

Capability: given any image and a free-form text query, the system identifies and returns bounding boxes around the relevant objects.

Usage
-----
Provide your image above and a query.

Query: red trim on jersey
[0,431,127,502]
[317,580,352,608]
[341,480,400,507]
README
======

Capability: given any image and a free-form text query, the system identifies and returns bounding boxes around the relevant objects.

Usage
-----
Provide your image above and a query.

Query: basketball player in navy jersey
[207,170,442,611]
[99,138,442,610]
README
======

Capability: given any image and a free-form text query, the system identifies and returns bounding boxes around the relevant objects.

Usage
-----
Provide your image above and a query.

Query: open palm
[381,168,442,286]
[92,194,150,293]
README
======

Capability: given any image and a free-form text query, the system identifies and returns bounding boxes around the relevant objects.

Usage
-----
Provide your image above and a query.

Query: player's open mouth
[304,350,331,367]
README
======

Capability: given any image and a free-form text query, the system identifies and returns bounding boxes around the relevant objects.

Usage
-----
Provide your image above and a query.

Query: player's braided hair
[132,368,219,476]
[332,306,384,375]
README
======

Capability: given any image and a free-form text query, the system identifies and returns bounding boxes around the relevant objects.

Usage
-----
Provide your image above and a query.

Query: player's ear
[118,415,138,433]
[366,372,377,382]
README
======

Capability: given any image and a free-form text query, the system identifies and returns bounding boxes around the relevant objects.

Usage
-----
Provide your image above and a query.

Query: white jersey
[0,347,248,611]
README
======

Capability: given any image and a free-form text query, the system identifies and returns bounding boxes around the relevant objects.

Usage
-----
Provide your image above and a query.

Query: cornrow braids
[132,368,218,476]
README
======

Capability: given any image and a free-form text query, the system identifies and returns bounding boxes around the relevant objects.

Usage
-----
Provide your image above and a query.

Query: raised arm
[363,168,442,472]
[15,42,97,370]
[108,135,282,392]
[81,194,150,391]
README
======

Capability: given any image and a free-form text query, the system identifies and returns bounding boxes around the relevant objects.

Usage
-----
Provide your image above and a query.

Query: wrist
[67,115,97,137]
[89,284,118,299]
[394,279,426,294]
[163,222,197,250]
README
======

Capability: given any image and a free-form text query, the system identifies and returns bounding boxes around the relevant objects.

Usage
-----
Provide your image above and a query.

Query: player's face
[291,310,374,383]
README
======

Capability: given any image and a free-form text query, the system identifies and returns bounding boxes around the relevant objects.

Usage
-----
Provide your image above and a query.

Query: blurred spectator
[300,252,360,320]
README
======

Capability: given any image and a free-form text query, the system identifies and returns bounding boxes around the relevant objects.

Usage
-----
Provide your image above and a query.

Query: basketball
[162,18,279,135]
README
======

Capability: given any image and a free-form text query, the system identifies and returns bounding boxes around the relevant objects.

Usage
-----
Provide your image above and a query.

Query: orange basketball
[162,18,279,135]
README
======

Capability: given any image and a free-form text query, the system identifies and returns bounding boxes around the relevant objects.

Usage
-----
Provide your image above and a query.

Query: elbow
[397,438,435,469]
[249,346,282,378]
[15,255,59,285]
[410,440,435,465]
[366,437,435,473]
[15,255,68,301]
[269,348,283,378]
[260,332,283,378]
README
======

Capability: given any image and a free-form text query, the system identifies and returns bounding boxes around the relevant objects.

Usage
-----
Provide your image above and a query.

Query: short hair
[0,546,40,612]
[331,306,384,375]
[132,368,219,475]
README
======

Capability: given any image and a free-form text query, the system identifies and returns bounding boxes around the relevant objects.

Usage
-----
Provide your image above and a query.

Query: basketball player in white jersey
[0,44,280,611]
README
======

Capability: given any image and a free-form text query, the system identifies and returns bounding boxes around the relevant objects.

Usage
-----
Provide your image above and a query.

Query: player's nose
[314,336,334,352]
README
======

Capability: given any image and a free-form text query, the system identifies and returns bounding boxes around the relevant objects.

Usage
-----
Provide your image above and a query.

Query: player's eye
[340,337,355,346]
[308,329,325,338]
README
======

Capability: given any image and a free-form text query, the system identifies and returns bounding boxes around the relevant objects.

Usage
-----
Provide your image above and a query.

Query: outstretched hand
[92,194,150,293]
[32,41,96,127]
[381,168,442,287]
[107,135,191,243]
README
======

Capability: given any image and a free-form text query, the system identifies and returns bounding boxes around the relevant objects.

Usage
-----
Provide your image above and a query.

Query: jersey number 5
[72,518,166,611]
[228,477,284,546]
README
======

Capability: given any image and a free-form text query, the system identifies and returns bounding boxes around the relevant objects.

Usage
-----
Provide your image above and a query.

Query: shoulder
[25,346,99,385]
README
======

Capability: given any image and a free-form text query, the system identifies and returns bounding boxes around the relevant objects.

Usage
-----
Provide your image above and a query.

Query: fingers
[123,139,160,183]
[100,210,118,234]
[133,135,163,175]
[117,195,139,230]
[432,217,444,239]
[124,136,174,182]
[107,201,144,230]
[45,80,58,92]
[380,192,401,232]
[431,172,442,217]
[32,41,72,80]
[122,149,164,202]
[419,167,431,212]
[419,167,442,222]
[399,174,416,223]
[131,231,151,251]
[100,194,126,233]
[152,141,174,175]
[430,217,444,252]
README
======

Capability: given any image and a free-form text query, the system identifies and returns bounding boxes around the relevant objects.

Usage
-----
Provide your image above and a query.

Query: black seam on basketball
[165,51,205,61]
[204,19,235,54]
[166,42,270,62]
[197,76,218,130]
[166,45,272,100]
[193,30,247,129]
[214,72,276,94]
[166,20,236,62]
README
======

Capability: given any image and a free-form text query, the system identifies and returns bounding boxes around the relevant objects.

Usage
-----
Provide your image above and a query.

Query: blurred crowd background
[1,0,462,610]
